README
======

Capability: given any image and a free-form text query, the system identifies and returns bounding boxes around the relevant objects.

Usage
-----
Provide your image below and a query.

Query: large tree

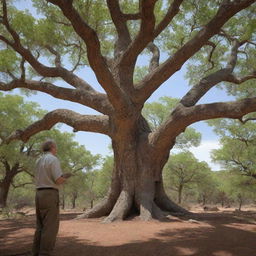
[0,0,256,221]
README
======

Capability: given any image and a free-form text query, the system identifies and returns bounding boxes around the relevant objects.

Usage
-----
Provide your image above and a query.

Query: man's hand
[62,172,72,179]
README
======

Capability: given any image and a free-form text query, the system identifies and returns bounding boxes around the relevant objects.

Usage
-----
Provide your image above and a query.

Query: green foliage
[213,171,256,209]
[0,93,44,179]
[0,93,101,209]
[209,118,256,208]
[0,49,19,74]
[185,3,256,91]
[163,151,211,203]
[143,96,201,148]
[94,156,113,197]
[209,119,256,178]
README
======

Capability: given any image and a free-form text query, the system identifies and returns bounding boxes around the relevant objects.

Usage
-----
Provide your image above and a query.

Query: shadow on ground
[0,212,255,256]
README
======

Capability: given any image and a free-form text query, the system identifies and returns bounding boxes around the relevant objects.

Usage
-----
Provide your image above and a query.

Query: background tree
[210,119,256,179]
[213,171,234,207]
[56,137,101,209]
[163,151,211,204]
[0,0,256,221]
[95,156,113,198]
[0,93,43,208]
[228,174,256,210]
[0,93,99,209]
[196,171,219,206]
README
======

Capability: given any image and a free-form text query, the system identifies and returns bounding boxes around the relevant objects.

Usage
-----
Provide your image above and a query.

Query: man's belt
[37,187,58,191]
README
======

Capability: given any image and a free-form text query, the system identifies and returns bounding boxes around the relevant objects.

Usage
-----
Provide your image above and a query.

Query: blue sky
[7,0,236,170]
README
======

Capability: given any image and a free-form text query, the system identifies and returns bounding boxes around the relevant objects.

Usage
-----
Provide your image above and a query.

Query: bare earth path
[0,211,255,256]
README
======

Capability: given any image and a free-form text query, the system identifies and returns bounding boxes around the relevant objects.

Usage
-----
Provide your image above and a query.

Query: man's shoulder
[40,153,59,162]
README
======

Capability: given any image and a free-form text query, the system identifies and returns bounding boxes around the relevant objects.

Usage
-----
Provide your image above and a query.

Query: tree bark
[79,119,189,222]
[178,184,183,204]
[0,163,20,208]
[238,194,243,211]
[71,193,77,209]
[0,179,11,208]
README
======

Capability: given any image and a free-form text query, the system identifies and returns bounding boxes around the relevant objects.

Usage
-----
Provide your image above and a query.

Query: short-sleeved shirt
[35,152,63,190]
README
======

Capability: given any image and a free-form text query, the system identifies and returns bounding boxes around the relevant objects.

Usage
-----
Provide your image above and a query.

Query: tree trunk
[78,121,189,222]
[238,194,243,211]
[90,200,94,209]
[71,193,77,209]
[0,166,19,208]
[61,193,65,210]
[0,180,11,208]
[202,195,206,206]
[178,185,183,204]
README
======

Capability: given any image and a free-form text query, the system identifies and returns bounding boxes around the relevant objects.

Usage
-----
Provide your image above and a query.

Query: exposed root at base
[102,190,133,223]
[75,197,114,219]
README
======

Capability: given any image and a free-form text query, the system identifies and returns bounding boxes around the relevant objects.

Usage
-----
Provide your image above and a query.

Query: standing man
[32,139,71,256]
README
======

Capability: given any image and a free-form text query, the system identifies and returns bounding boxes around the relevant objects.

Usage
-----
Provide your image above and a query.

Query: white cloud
[190,140,221,171]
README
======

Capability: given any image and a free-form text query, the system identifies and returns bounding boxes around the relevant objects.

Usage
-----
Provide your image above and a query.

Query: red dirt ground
[0,210,255,256]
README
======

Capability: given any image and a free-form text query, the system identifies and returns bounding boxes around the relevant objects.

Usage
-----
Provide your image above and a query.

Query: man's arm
[55,173,72,185]
[55,176,67,185]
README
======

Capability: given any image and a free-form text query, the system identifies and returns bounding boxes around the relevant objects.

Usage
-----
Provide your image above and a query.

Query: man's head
[41,139,57,155]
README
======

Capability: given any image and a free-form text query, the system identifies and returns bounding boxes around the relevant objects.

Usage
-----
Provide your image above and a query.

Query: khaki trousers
[32,189,59,256]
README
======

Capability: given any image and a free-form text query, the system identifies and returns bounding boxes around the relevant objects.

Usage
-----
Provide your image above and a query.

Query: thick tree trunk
[0,180,11,208]
[78,121,189,222]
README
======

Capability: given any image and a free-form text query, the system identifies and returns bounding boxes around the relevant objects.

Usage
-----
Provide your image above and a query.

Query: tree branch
[153,0,184,38]
[119,0,157,68]
[5,109,110,144]
[123,13,141,21]
[147,42,160,72]
[106,0,131,56]
[0,1,99,93]
[46,0,129,111]
[224,72,256,84]
[135,0,256,103]
[205,41,217,72]
[151,97,256,150]
[45,45,62,68]
[0,79,112,115]
[11,181,33,189]
[180,39,246,107]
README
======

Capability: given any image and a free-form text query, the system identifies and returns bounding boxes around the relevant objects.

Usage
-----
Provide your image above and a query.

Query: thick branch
[5,109,110,143]
[152,97,256,149]
[119,0,157,68]
[135,0,256,103]
[106,0,131,55]
[123,13,141,20]
[0,79,112,115]
[47,0,128,111]
[180,39,246,107]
